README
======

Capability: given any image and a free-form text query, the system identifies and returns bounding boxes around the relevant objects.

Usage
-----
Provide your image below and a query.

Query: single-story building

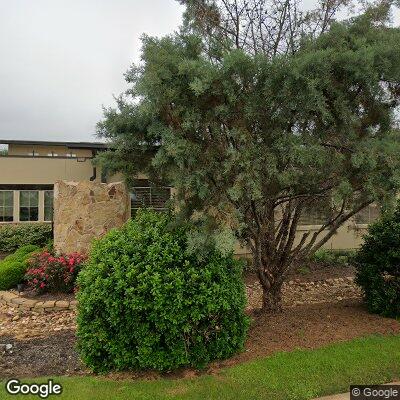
[0,139,378,254]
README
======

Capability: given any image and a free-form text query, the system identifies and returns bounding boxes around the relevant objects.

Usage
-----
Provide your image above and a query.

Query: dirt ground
[1,264,399,379]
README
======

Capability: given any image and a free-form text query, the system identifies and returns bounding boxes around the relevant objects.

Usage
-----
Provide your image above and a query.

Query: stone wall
[54,180,130,254]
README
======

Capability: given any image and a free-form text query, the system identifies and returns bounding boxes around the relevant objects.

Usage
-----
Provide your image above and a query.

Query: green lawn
[1,335,399,400]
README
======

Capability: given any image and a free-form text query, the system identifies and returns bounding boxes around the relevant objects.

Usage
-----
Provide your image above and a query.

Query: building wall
[0,157,99,185]
[8,144,93,158]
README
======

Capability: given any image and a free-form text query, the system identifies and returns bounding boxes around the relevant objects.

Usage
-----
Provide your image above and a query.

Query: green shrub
[0,224,52,253]
[0,245,40,290]
[312,249,356,266]
[355,207,400,318]
[77,210,249,373]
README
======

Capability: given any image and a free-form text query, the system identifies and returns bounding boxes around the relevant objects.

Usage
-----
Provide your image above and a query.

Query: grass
[1,335,399,400]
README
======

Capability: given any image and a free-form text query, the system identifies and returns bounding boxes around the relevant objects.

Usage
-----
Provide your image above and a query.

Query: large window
[44,190,54,221]
[0,191,13,222]
[19,191,39,222]
[130,184,171,216]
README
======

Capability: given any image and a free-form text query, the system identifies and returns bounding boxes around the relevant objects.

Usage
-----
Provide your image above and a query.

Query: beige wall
[0,156,101,184]
[234,219,368,256]
[8,144,93,158]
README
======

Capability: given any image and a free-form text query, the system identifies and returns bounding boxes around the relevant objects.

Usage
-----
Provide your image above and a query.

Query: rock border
[0,291,77,313]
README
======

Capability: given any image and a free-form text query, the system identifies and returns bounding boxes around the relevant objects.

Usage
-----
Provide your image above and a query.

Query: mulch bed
[1,299,399,379]
[9,288,75,302]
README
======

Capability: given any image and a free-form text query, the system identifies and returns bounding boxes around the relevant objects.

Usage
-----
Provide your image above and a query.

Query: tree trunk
[261,283,283,313]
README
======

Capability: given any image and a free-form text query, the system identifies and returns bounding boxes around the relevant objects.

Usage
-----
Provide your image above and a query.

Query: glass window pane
[30,207,39,221]
[4,207,13,222]
[4,191,13,206]
[29,191,39,206]
[20,191,30,206]
[20,207,29,221]
[44,207,53,221]
[44,191,54,207]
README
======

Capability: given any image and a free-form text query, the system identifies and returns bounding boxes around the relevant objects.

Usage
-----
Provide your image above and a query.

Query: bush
[355,208,400,318]
[77,210,249,373]
[0,245,40,290]
[25,251,86,293]
[0,224,52,253]
[312,249,356,266]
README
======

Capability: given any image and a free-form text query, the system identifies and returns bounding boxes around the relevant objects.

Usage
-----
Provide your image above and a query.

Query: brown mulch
[9,288,75,302]
[1,299,399,379]
[215,299,400,369]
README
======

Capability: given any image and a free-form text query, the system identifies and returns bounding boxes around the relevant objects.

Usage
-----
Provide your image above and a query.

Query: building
[0,139,378,252]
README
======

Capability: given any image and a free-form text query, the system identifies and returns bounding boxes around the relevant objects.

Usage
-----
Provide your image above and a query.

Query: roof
[0,139,109,150]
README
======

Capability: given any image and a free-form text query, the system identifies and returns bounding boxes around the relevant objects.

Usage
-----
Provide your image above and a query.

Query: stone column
[53,180,130,254]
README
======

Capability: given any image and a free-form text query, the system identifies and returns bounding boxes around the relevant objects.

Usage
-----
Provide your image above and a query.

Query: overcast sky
[0,1,399,143]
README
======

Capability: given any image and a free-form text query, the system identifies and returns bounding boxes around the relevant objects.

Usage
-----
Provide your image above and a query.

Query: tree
[178,0,357,57]
[97,3,400,312]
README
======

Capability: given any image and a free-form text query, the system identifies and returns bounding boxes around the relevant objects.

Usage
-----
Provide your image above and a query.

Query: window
[130,185,171,216]
[47,152,58,157]
[44,191,54,221]
[0,191,13,222]
[355,204,380,225]
[298,200,332,226]
[28,151,39,157]
[66,153,77,158]
[19,191,39,221]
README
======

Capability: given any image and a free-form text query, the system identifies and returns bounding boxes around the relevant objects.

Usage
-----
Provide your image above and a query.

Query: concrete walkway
[314,382,400,400]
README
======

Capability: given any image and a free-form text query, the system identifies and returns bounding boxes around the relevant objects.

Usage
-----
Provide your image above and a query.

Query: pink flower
[40,282,45,289]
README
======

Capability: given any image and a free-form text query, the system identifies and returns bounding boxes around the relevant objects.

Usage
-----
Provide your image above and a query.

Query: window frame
[0,190,14,222]
[19,190,39,222]
[44,190,54,222]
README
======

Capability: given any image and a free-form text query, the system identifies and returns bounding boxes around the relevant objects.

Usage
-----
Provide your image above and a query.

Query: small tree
[97,4,400,312]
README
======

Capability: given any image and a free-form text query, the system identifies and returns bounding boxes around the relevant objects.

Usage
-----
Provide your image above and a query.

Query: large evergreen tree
[97,1,400,312]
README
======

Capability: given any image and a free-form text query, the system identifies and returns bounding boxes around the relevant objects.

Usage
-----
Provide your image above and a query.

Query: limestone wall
[54,180,130,254]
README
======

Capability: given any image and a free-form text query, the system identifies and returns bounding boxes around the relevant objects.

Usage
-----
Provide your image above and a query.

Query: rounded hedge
[0,244,40,290]
[355,207,400,318]
[76,210,249,372]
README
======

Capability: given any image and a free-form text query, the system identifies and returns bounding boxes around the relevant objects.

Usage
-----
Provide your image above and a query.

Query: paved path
[314,382,400,400]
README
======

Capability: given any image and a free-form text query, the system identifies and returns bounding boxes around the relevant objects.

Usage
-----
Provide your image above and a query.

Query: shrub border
[0,291,76,313]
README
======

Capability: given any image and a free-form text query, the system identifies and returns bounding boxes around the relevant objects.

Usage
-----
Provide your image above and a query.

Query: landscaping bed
[1,295,399,379]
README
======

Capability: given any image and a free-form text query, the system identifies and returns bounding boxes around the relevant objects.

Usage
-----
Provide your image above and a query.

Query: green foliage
[0,224,52,253]
[77,210,249,372]
[312,249,356,267]
[96,7,400,286]
[0,245,40,290]
[355,207,400,318]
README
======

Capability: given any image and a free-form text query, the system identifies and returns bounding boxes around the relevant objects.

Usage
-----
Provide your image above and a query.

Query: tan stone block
[55,300,70,309]
[2,291,18,301]
[23,299,38,307]
[42,300,55,308]
[10,297,25,305]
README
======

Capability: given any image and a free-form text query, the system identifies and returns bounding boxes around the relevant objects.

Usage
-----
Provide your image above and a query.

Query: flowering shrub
[25,251,86,293]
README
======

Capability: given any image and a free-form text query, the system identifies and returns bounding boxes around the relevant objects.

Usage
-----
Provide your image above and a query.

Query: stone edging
[0,291,77,313]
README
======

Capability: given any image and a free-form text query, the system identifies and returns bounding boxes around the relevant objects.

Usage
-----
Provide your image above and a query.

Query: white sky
[0,1,398,143]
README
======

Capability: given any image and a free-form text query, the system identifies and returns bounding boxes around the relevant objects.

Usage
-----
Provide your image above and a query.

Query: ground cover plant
[1,335,399,400]
[0,224,52,253]
[25,251,86,294]
[0,245,40,290]
[355,206,400,317]
[77,210,249,372]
